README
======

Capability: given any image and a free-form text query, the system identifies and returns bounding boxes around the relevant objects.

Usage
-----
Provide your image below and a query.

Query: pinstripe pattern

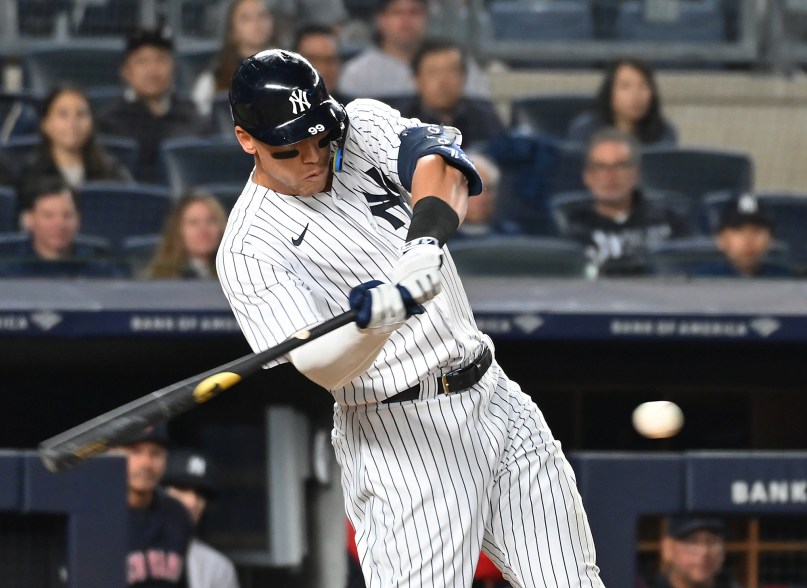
[217,98,604,587]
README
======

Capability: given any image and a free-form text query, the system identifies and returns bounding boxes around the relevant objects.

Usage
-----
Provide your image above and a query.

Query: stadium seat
[549,143,587,197]
[194,182,244,213]
[701,191,807,268]
[210,92,236,137]
[616,0,726,42]
[648,236,792,277]
[96,135,139,178]
[0,135,39,176]
[0,231,111,257]
[22,41,125,97]
[448,236,594,278]
[639,147,753,210]
[0,134,139,180]
[0,187,18,232]
[74,0,138,37]
[158,137,254,199]
[121,234,161,276]
[485,132,563,235]
[510,94,592,140]
[76,182,172,252]
[549,189,695,235]
[489,1,594,41]
[0,92,40,141]
[176,44,219,90]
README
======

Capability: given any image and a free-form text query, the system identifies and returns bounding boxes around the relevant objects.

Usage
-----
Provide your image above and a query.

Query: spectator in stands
[1,180,127,278]
[292,24,349,104]
[694,194,792,278]
[398,39,505,150]
[17,85,132,208]
[146,192,226,279]
[0,154,15,188]
[653,516,741,588]
[451,152,520,240]
[162,448,240,588]
[192,0,276,117]
[561,128,688,275]
[110,425,194,588]
[337,0,490,101]
[567,58,678,148]
[98,28,208,183]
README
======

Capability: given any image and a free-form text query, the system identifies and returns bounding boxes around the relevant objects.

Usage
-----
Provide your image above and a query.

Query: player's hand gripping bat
[38,310,357,474]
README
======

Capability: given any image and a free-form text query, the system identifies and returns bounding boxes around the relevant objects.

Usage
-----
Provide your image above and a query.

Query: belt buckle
[440,374,452,394]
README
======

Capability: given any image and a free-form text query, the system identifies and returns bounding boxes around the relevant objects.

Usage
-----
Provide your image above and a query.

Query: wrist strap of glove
[406,196,459,247]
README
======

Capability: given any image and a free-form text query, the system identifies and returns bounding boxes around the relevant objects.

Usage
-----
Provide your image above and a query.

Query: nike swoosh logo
[291,223,309,246]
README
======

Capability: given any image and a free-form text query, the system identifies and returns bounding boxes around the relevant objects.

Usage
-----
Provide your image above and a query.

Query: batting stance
[217,49,604,588]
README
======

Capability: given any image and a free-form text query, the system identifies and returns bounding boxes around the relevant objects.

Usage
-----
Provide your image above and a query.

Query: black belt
[382,346,492,404]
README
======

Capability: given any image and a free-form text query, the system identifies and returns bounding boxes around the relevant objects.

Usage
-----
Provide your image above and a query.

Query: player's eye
[271,149,299,160]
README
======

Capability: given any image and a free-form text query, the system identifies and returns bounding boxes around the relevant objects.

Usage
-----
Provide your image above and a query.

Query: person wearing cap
[110,424,194,587]
[97,27,208,183]
[162,449,240,588]
[337,0,490,101]
[654,516,742,588]
[697,194,792,278]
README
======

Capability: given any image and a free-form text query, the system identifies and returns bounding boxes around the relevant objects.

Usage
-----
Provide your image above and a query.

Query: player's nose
[299,136,323,163]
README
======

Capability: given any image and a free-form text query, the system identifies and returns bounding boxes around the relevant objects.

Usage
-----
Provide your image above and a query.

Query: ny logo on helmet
[289,89,311,114]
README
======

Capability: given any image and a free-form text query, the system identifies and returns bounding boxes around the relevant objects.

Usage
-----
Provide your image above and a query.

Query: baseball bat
[38,309,357,474]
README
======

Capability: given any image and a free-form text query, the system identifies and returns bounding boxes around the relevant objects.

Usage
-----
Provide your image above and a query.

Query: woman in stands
[567,58,678,147]
[146,192,226,279]
[191,0,276,116]
[18,85,131,209]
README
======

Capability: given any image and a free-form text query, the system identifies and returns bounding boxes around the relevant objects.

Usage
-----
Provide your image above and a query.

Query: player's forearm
[411,154,469,223]
[288,322,389,390]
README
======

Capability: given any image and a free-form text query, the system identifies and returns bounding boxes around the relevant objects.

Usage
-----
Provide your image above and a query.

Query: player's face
[583,141,639,205]
[236,127,332,196]
[717,224,772,274]
[120,441,168,494]
[232,0,273,55]
[24,191,79,258]
[166,486,207,525]
[415,48,465,112]
[42,90,93,153]
[181,201,224,260]
[664,531,725,586]
[122,46,174,100]
[611,64,653,125]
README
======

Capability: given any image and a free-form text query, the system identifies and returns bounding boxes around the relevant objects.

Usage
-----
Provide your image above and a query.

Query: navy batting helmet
[229,49,347,147]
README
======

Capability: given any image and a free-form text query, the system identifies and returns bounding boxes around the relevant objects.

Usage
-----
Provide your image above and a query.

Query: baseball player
[217,49,604,588]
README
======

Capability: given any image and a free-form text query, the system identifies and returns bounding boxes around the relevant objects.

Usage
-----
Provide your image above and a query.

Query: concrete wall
[488,69,807,192]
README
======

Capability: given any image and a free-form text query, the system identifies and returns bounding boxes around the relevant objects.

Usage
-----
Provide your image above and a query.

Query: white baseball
[632,401,684,439]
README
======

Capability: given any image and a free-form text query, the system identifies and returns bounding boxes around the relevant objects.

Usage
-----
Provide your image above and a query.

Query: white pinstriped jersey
[217,99,487,405]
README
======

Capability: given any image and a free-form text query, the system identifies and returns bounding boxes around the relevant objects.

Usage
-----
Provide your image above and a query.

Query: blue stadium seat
[549,143,587,197]
[121,234,161,276]
[448,236,593,278]
[97,135,139,178]
[0,134,138,180]
[510,94,592,140]
[701,191,807,267]
[648,236,792,277]
[489,1,594,41]
[485,132,563,235]
[22,41,125,97]
[74,0,138,36]
[159,137,254,199]
[195,182,244,213]
[0,187,18,232]
[640,147,753,210]
[616,0,725,42]
[76,182,172,252]
[211,92,236,136]
[176,44,219,90]
[0,93,40,141]
[0,135,38,176]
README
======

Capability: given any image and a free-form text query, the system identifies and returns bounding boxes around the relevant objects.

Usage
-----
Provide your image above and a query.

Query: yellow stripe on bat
[193,372,242,403]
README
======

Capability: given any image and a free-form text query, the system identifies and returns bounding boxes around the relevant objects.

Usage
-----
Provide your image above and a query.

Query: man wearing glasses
[562,128,689,275]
